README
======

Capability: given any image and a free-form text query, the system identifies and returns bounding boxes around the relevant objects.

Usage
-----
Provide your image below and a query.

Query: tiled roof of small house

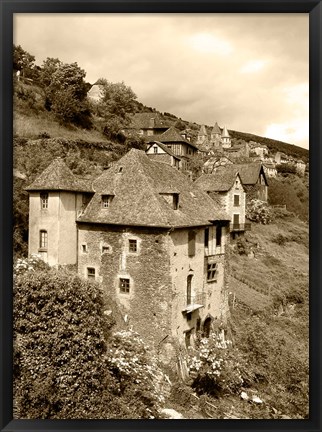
[128,113,169,130]
[194,171,242,193]
[215,163,268,186]
[146,141,181,160]
[148,127,199,150]
[211,122,221,135]
[26,158,94,192]
[78,149,229,228]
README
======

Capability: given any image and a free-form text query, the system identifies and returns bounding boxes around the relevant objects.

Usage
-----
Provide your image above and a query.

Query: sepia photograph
[11,11,309,422]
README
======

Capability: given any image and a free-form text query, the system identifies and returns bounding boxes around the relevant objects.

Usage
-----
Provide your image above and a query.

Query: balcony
[182,292,206,313]
[231,223,251,232]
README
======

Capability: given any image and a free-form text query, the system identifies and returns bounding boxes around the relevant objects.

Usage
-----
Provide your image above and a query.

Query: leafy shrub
[246,199,272,224]
[236,238,250,255]
[276,163,297,175]
[13,265,164,419]
[272,233,287,246]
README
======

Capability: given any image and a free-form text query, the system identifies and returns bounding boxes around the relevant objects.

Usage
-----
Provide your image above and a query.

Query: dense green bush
[13,262,163,419]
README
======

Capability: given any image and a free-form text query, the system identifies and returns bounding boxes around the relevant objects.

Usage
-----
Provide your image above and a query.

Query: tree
[97,78,137,129]
[13,45,35,77]
[39,59,92,128]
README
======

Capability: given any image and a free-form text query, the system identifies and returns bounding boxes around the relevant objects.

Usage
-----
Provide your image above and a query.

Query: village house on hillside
[26,150,230,353]
[124,112,170,137]
[194,170,249,240]
[209,163,269,202]
[145,141,181,170]
[146,126,198,171]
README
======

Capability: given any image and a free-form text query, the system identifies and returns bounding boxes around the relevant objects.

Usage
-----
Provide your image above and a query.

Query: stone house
[249,142,269,160]
[295,160,306,176]
[263,161,277,178]
[212,163,269,202]
[145,141,181,170]
[124,112,170,137]
[26,150,230,352]
[194,171,249,239]
[275,151,288,164]
[146,127,199,171]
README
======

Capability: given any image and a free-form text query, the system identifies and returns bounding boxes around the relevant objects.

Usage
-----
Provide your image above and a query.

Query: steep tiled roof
[146,141,181,160]
[26,158,94,192]
[148,127,199,150]
[78,149,229,228]
[215,163,268,186]
[128,113,169,130]
[198,125,207,136]
[211,122,221,135]
[221,125,230,138]
[194,171,241,193]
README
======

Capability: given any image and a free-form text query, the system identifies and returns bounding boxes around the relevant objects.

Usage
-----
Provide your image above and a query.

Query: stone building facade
[27,150,230,352]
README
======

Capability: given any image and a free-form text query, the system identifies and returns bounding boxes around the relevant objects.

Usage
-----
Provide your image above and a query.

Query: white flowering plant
[14,254,49,276]
[186,332,245,397]
[105,330,166,418]
[246,199,272,224]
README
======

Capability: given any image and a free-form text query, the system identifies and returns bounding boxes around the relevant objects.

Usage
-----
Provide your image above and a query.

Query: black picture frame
[1,1,321,431]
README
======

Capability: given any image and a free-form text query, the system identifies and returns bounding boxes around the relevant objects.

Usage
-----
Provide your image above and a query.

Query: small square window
[40,193,48,209]
[119,278,130,294]
[207,263,217,281]
[87,267,95,280]
[129,239,137,253]
[102,245,110,254]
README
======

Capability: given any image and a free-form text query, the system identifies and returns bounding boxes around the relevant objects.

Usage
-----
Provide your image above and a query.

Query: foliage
[246,199,272,224]
[105,330,166,418]
[186,332,247,398]
[39,58,92,128]
[268,176,308,221]
[13,45,36,79]
[13,263,164,419]
[95,78,137,137]
[276,163,296,175]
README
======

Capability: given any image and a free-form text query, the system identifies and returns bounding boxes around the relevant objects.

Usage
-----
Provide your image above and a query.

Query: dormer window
[153,146,158,154]
[101,195,113,208]
[160,193,180,210]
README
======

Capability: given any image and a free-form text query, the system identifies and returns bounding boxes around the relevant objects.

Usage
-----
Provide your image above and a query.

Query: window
[204,228,209,248]
[81,244,87,253]
[234,194,240,206]
[101,245,110,254]
[39,230,48,249]
[87,267,95,280]
[102,195,113,208]
[128,239,137,253]
[153,146,158,153]
[187,275,193,305]
[216,226,222,247]
[188,231,196,257]
[40,193,48,209]
[173,193,179,210]
[119,278,130,294]
[233,214,240,225]
[207,262,217,281]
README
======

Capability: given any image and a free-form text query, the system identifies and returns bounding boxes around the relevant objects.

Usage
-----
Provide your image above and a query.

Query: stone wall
[78,224,173,347]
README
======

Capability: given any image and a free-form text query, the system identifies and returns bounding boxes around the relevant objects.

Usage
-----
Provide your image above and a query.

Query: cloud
[240,59,267,74]
[188,32,233,56]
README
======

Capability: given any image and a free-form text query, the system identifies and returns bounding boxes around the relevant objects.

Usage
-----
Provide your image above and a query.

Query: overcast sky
[14,13,309,149]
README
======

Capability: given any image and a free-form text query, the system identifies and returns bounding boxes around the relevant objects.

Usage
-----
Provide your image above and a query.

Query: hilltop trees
[93,78,137,139]
[39,58,92,128]
[13,45,36,79]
